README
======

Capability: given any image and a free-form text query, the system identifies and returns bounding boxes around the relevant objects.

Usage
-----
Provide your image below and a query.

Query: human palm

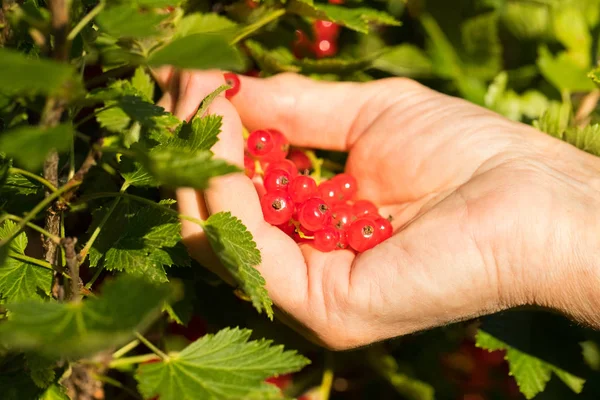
[155,69,600,349]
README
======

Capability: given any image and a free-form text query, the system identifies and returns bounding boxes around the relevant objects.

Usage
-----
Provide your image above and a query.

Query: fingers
[172,71,309,311]
[230,73,419,151]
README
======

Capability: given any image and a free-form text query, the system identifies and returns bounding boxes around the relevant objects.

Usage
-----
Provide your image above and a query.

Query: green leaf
[0,221,53,302]
[88,200,189,283]
[552,6,591,68]
[500,2,552,40]
[96,4,169,38]
[131,67,155,102]
[40,384,69,400]
[476,330,585,399]
[137,148,240,189]
[0,124,73,171]
[563,125,600,157]
[372,44,434,78]
[533,101,572,138]
[245,41,300,74]
[0,48,80,97]
[461,12,502,80]
[0,275,172,358]
[175,13,238,38]
[537,46,596,92]
[297,55,377,75]
[147,34,245,71]
[97,95,170,134]
[485,72,550,121]
[287,0,400,33]
[421,13,461,80]
[165,114,223,153]
[120,158,159,188]
[0,365,46,400]
[136,327,310,400]
[26,353,56,389]
[204,212,272,318]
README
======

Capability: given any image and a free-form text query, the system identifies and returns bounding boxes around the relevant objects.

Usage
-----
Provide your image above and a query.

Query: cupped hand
[154,69,600,349]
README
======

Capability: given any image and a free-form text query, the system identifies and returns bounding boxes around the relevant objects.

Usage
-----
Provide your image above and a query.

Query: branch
[61,237,81,302]
[61,144,103,204]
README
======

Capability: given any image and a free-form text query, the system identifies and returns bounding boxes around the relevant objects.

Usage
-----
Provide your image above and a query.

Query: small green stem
[305,150,323,184]
[67,0,105,41]
[93,373,143,399]
[112,339,140,359]
[320,351,335,400]
[108,353,159,369]
[135,332,169,360]
[8,168,58,193]
[0,181,81,248]
[8,252,53,270]
[3,215,61,243]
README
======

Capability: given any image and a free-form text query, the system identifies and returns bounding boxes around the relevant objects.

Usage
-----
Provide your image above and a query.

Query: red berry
[298,198,331,231]
[318,180,344,207]
[332,173,357,200]
[313,226,340,252]
[244,153,255,178]
[223,72,241,99]
[374,217,393,241]
[347,218,379,252]
[247,129,274,157]
[265,159,298,177]
[352,199,378,218]
[245,0,258,8]
[328,0,344,4]
[288,175,317,203]
[292,30,313,58]
[265,374,292,390]
[262,129,290,162]
[314,39,337,58]
[288,149,312,171]
[331,204,353,230]
[277,221,297,238]
[264,168,292,192]
[336,229,349,249]
[314,20,340,41]
[261,191,294,225]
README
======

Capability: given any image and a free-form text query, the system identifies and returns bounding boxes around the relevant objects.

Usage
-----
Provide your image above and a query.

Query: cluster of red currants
[244,129,393,253]
[293,20,341,59]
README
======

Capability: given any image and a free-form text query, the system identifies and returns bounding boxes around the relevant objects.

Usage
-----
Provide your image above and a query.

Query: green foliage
[135,327,310,400]
[0,125,73,170]
[0,276,172,358]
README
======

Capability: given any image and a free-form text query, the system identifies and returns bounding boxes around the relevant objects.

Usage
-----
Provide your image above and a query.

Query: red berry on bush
[288,149,312,171]
[374,217,393,241]
[289,175,318,203]
[352,199,378,218]
[264,168,292,192]
[333,173,357,200]
[261,191,294,225]
[313,226,340,252]
[244,153,255,178]
[315,39,338,58]
[331,204,353,230]
[247,129,274,157]
[314,20,340,41]
[223,72,241,99]
[347,218,379,252]
[298,198,331,231]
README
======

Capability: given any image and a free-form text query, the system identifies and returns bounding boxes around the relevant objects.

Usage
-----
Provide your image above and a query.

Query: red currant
[265,159,298,177]
[336,229,349,250]
[298,198,331,231]
[313,226,340,252]
[263,168,292,192]
[247,129,274,157]
[314,39,337,58]
[318,180,344,206]
[374,217,393,241]
[331,204,353,230]
[347,218,379,252]
[332,173,357,200]
[277,221,297,238]
[352,199,378,218]
[314,20,340,41]
[261,191,294,225]
[245,0,258,8]
[292,30,313,59]
[262,129,290,162]
[223,72,241,99]
[288,149,312,171]
[244,153,255,178]
[288,175,317,203]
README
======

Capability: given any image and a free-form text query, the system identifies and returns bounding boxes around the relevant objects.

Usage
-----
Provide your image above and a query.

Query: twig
[67,0,105,41]
[61,238,81,302]
[134,332,169,360]
[61,145,103,204]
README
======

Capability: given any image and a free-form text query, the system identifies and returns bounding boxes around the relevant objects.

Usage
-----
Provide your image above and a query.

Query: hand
[154,69,600,349]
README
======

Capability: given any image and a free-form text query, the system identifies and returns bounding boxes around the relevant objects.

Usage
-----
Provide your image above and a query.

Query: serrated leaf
[476,330,585,399]
[131,67,155,102]
[136,327,310,400]
[204,212,272,318]
[533,101,572,138]
[0,275,172,358]
[165,114,222,153]
[175,13,238,38]
[372,44,434,78]
[287,0,400,33]
[148,34,245,71]
[0,125,73,171]
[120,158,159,188]
[563,125,600,157]
[0,221,53,302]
[0,173,45,214]
[245,41,300,74]
[40,384,70,400]
[96,4,169,38]
[26,353,56,389]
[97,95,170,134]
[537,46,596,92]
[461,12,502,80]
[0,48,80,97]
[88,200,189,282]
[137,148,240,189]
[0,366,46,400]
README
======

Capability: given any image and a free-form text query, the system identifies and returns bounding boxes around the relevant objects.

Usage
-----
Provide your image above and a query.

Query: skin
[153,69,600,350]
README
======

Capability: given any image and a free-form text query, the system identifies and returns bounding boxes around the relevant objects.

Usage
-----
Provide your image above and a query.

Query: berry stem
[108,353,159,369]
[320,351,335,400]
[291,220,314,239]
[134,332,169,361]
[305,150,323,184]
